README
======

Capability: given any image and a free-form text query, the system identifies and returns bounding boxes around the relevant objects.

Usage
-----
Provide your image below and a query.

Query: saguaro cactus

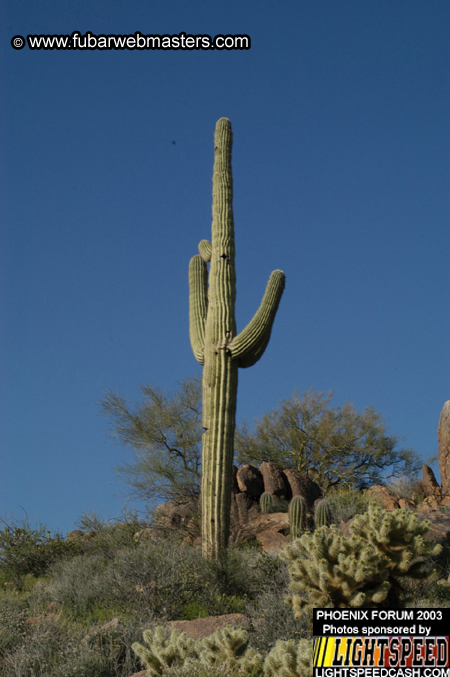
[189,118,285,559]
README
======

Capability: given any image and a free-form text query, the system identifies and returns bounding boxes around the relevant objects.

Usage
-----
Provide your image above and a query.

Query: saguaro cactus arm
[189,254,208,365]
[198,239,212,262]
[228,269,285,368]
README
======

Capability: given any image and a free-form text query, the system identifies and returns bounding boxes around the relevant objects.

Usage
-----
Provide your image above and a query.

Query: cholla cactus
[280,504,442,615]
[314,499,331,528]
[189,118,285,559]
[197,625,264,675]
[133,623,314,677]
[289,495,306,537]
[260,492,274,514]
[131,625,198,676]
[264,638,313,677]
[198,625,250,667]
[348,503,442,605]
[134,624,265,676]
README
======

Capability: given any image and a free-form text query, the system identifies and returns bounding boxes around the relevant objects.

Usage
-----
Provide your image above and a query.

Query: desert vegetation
[1,483,449,676]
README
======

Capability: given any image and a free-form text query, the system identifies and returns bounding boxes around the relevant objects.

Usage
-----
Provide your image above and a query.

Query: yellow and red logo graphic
[314,636,449,668]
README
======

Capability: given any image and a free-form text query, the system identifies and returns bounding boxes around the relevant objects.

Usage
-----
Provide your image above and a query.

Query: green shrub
[0,517,84,588]
[327,486,374,524]
[73,508,151,559]
[179,600,210,620]
[0,600,143,677]
[239,538,263,553]
[387,476,424,501]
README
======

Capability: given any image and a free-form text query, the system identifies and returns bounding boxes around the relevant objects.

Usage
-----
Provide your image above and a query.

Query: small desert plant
[44,532,265,625]
[326,486,373,524]
[245,586,309,655]
[387,475,424,501]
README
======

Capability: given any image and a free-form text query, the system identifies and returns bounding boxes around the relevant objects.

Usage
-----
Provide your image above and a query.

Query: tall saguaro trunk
[189,118,285,559]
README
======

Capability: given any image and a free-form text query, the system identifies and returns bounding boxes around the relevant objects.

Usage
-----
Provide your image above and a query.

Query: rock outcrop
[259,461,290,498]
[166,613,250,640]
[154,500,196,529]
[416,510,450,544]
[422,465,442,499]
[282,469,322,509]
[438,401,450,495]
[240,511,290,542]
[233,492,260,525]
[147,462,326,551]
[256,529,290,551]
[365,485,400,511]
[236,464,264,497]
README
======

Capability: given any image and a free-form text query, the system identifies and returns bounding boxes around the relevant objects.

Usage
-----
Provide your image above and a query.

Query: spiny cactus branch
[198,239,212,262]
[189,255,208,364]
[229,269,286,368]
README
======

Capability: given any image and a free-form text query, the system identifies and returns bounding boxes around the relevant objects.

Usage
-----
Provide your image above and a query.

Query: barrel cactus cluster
[189,118,285,560]
[286,495,332,537]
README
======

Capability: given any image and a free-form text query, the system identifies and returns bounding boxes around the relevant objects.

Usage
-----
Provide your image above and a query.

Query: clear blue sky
[1,1,449,537]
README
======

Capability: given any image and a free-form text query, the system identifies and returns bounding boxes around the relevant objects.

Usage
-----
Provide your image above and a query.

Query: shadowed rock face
[282,469,322,510]
[233,492,260,525]
[438,401,450,495]
[259,461,291,498]
[422,465,442,498]
[231,464,240,494]
[153,501,196,529]
[236,464,264,497]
